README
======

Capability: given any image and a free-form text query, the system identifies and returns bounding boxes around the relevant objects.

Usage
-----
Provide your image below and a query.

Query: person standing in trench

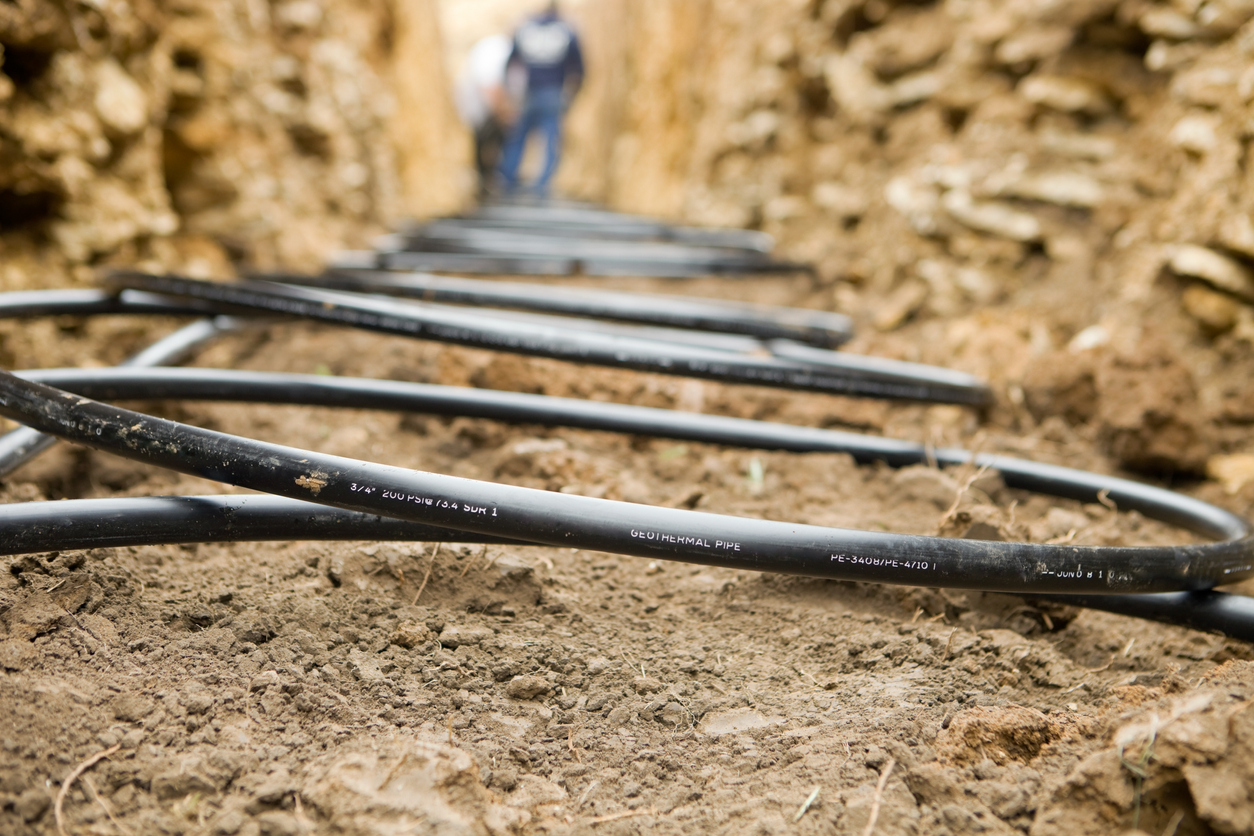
[455,33,516,196]
[497,1,584,197]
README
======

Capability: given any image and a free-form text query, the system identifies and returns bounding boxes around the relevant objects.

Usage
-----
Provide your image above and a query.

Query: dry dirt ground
[2,268,1254,836]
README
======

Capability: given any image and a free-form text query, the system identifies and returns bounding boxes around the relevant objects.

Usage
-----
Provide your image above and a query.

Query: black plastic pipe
[2,288,1250,639]
[409,216,775,253]
[0,494,520,556]
[3,365,1238,538]
[103,273,993,405]
[376,248,812,279]
[0,491,1249,640]
[270,269,853,347]
[453,203,775,252]
[1044,591,1254,642]
[384,228,783,266]
[0,369,1249,596]
[0,288,222,319]
[0,318,240,477]
[2,366,1253,639]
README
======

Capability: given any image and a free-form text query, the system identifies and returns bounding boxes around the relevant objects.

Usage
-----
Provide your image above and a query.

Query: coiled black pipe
[1,369,1250,597]
[0,494,518,555]
[445,203,776,252]
[383,227,789,268]
[103,272,993,405]
[376,248,813,279]
[2,367,1252,639]
[0,366,1241,542]
[0,318,240,476]
[0,288,222,319]
[409,216,775,252]
[2,290,1251,640]
[2,490,1251,639]
[374,216,809,277]
[271,269,854,347]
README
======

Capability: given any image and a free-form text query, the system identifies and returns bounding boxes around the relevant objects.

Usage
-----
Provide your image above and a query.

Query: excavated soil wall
[562,0,1254,481]
[0,0,465,286]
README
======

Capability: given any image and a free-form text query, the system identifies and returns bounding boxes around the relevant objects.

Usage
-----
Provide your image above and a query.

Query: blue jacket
[508,11,584,95]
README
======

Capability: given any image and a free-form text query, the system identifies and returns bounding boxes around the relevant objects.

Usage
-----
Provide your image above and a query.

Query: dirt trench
[6,1,1254,835]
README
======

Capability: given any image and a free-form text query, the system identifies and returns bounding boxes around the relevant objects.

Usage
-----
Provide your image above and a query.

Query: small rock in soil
[505,675,550,700]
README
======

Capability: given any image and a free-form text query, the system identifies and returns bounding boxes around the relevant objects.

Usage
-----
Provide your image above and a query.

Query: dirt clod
[937,705,1052,765]
[505,675,551,701]
[0,640,35,671]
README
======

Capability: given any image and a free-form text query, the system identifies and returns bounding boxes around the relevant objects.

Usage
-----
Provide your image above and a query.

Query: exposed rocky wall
[391,0,473,218]
[0,0,465,289]
[563,0,1254,477]
[561,0,819,227]
[566,0,1254,251]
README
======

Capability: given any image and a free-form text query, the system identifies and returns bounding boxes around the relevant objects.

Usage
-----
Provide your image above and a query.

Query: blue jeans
[499,87,565,195]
